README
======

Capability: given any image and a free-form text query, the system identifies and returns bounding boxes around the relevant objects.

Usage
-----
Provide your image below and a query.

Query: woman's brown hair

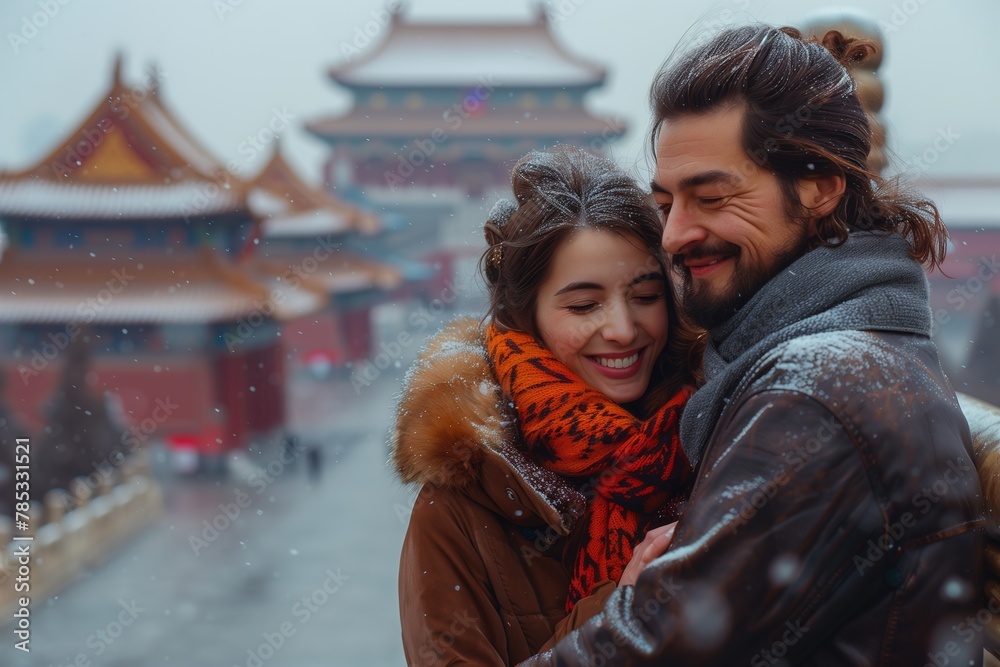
[649,24,948,270]
[479,145,704,414]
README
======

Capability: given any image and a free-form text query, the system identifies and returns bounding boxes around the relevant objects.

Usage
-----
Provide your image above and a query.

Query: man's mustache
[670,242,741,271]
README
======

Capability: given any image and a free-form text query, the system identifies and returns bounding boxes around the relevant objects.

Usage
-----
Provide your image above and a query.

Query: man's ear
[797,173,846,218]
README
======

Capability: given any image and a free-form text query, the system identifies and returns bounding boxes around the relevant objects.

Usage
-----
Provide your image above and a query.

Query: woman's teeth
[594,353,639,369]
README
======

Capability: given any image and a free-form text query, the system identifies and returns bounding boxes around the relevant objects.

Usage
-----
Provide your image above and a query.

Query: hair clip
[489,243,503,269]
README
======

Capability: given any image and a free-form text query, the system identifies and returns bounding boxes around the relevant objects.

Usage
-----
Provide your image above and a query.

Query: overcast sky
[1,0,997,186]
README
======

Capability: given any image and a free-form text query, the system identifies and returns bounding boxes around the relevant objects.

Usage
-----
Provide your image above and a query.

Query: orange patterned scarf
[485,323,693,610]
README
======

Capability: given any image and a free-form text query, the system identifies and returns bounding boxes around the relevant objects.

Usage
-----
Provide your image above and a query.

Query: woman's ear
[797,173,846,218]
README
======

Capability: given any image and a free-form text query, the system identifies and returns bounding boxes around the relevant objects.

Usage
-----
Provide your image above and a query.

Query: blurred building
[0,57,400,457]
[919,177,1000,403]
[306,7,626,299]
[244,144,405,369]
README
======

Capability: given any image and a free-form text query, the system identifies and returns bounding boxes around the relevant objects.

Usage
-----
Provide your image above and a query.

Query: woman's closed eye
[566,302,600,314]
[632,292,665,305]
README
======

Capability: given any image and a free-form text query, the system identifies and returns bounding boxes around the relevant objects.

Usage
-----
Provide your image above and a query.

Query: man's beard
[673,235,809,331]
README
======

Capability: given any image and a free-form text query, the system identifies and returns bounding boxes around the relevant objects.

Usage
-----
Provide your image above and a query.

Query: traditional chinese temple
[305,7,626,292]
[0,57,398,456]
[245,144,405,368]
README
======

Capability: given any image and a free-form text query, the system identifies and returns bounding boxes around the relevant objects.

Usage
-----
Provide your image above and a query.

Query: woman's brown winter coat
[391,319,615,666]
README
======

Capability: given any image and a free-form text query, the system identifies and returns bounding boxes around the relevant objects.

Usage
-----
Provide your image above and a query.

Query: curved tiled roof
[330,9,605,88]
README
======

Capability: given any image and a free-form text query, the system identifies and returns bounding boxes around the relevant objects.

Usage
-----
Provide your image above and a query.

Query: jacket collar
[390,318,585,535]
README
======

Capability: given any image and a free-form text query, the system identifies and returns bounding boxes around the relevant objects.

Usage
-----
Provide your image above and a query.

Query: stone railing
[0,451,163,618]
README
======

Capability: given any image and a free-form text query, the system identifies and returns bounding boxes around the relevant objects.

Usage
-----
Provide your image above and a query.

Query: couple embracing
[391,24,984,666]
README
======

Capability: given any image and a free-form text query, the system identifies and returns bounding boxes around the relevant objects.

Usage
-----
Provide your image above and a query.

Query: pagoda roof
[0,56,245,219]
[247,146,380,237]
[0,246,323,324]
[306,106,626,143]
[330,8,605,89]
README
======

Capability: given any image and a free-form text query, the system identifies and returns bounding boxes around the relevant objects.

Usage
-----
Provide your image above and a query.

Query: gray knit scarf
[680,231,933,467]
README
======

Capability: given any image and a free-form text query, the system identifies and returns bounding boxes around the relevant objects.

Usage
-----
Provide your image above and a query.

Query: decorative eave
[247,144,381,237]
[328,7,606,89]
[306,106,626,145]
[0,246,323,324]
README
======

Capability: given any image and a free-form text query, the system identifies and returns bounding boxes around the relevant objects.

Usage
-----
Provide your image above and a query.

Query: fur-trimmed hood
[960,392,1000,535]
[390,318,585,535]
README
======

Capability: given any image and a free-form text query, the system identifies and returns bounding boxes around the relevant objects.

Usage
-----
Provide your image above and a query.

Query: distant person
[281,432,299,465]
[391,145,704,665]
[306,445,322,481]
[520,24,984,666]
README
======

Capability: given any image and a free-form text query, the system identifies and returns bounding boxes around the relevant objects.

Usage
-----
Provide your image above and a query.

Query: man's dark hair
[649,24,948,270]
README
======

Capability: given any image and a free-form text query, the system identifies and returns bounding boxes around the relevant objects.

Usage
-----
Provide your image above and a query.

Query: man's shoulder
[746,330,935,402]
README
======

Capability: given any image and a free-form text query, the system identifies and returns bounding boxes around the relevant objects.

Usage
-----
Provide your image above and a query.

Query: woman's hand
[618,522,678,587]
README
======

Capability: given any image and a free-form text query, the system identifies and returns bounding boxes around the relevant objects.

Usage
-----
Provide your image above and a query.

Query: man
[521,24,983,666]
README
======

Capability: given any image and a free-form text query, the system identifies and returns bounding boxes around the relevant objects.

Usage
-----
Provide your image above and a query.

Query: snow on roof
[0,57,232,189]
[306,106,625,141]
[140,96,226,178]
[0,179,240,219]
[259,209,353,238]
[247,147,381,236]
[0,248,323,324]
[332,12,605,88]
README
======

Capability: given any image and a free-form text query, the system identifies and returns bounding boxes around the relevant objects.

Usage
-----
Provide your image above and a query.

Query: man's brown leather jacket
[521,330,985,666]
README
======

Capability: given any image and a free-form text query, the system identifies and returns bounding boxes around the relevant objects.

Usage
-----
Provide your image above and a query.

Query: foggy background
[2,0,998,183]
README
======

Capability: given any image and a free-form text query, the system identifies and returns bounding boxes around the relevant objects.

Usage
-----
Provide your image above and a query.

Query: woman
[391,145,703,666]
